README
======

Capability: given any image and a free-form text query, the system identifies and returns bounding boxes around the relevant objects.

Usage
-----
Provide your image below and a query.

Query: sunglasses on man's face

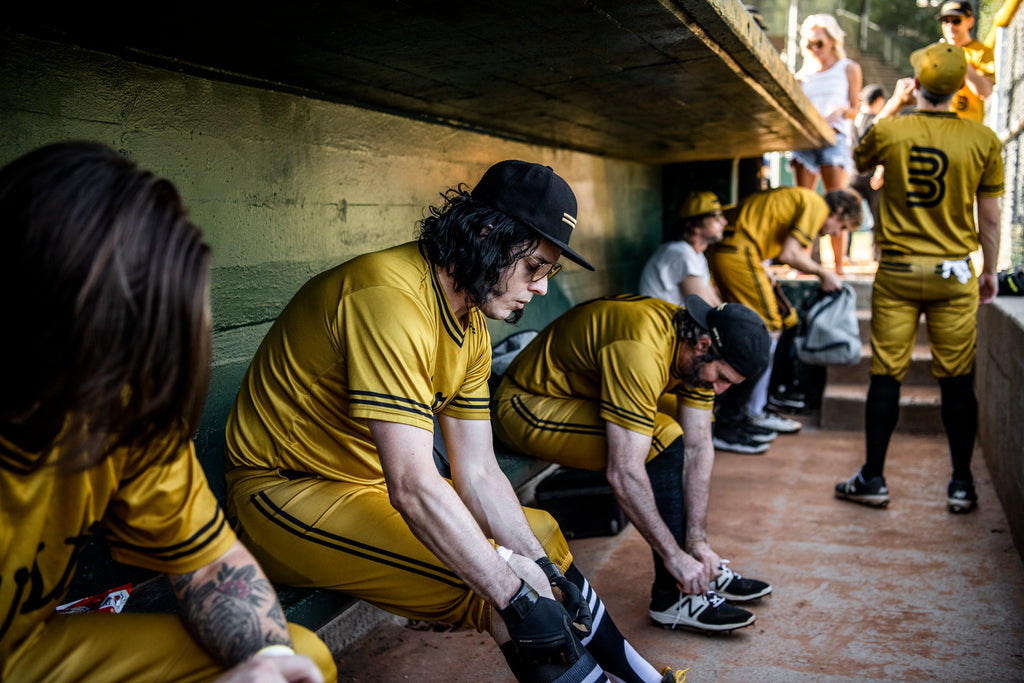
[523,255,562,282]
[805,40,825,49]
[941,16,962,25]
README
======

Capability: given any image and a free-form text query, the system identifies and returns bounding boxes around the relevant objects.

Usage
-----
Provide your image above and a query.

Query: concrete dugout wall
[1,33,661,483]
[977,299,1024,561]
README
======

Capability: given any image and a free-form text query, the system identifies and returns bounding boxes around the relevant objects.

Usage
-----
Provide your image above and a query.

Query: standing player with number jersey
[0,142,333,683]
[224,161,688,683]
[835,42,1003,512]
[493,294,774,634]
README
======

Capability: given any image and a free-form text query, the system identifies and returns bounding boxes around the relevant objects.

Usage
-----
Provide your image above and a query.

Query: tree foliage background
[756,0,1002,50]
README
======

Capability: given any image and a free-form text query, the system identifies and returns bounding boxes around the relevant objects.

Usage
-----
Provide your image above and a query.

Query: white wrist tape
[496,545,514,563]
[256,645,296,658]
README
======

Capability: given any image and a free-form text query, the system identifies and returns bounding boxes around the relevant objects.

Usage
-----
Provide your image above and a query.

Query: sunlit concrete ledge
[977,296,1024,561]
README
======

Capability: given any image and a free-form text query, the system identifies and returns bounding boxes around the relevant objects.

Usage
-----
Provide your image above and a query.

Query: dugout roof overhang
[5,0,834,164]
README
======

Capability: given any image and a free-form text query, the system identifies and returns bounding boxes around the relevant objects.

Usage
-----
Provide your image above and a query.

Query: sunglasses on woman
[805,40,825,49]
[941,16,962,25]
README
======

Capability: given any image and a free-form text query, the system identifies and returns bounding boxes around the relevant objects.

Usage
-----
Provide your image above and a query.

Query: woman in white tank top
[791,13,862,275]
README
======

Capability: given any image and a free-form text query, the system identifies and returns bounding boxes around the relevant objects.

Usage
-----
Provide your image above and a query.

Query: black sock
[939,373,977,483]
[863,375,900,480]
[645,438,686,595]
[564,564,662,683]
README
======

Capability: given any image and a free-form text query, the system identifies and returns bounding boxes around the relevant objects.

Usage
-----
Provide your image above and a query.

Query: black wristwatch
[498,579,540,624]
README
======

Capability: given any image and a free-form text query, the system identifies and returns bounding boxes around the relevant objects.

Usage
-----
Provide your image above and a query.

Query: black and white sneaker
[768,387,807,411]
[749,410,802,434]
[947,479,977,513]
[649,589,755,633]
[710,561,772,602]
[835,471,889,507]
[743,419,778,443]
[712,423,770,454]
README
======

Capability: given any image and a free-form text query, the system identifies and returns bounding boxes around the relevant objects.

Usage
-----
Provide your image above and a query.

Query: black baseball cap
[938,1,973,18]
[472,160,594,271]
[685,295,770,379]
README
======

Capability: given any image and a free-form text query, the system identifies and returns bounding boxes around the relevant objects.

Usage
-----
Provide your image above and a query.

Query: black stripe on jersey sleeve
[509,396,606,437]
[675,386,714,406]
[107,505,229,561]
[599,400,655,430]
[251,491,465,588]
[0,449,36,475]
[350,390,433,420]
[446,396,491,411]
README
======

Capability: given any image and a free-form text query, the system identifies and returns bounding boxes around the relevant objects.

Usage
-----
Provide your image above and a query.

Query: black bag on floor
[997,267,1024,296]
[534,467,627,539]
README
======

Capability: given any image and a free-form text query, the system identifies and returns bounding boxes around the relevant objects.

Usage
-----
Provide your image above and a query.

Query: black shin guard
[565,565,661,683]
[938,373,978,482]
[864,375,900,480]
[499,639,608,683]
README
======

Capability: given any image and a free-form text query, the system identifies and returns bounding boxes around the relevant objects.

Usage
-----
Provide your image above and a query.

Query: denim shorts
[791,130,854,175]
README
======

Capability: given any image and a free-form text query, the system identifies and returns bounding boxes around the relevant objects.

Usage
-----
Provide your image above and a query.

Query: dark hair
[670,215,707,242]
[418,186,541,324]
[673,307,724,361]
[919,86,955,107]
[0,141,211,471]
[860,84,886,105]
[824,188,864,230]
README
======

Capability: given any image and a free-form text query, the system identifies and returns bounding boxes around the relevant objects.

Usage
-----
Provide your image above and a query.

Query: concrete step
[820,382,941,433]
[828,342,935,386]
[847,278,873,310]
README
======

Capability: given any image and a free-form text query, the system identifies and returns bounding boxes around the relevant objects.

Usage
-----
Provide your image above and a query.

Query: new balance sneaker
[710,561,772,602]
[947,479,978,513]
[712,423,770,454]
[749,410,802,434]
[649,590,755,632]
[660,667,690,682]
[743,419,778,443]
[835,472,889,507]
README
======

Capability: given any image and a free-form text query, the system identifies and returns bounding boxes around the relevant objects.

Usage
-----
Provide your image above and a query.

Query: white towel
[941,259,972,285]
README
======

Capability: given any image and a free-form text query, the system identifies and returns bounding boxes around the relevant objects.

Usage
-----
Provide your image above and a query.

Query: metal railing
[835,8,927,72]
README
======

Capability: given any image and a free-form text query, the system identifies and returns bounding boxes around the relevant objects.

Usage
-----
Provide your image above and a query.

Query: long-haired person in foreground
[0,141,334,683]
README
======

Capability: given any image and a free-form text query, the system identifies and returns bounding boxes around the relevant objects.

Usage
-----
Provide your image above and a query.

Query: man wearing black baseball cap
[494,294,774,635]
[936,0,994,123]
[224,160,689,682]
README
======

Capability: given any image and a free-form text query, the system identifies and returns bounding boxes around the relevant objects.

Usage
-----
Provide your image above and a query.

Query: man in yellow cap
[639,191,729,306]
[937,1,994,123]
[836,42,1003,512]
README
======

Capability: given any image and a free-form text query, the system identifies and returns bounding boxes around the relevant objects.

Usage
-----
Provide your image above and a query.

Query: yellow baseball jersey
[501,295,714,437]
[1,434,235,674]
[719,187,829,259]
[854,110,1004,257]
[951,40,995,123]
[224,242,492,486]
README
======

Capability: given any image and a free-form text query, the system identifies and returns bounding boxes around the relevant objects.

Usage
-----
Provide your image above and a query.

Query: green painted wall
[1,33,662,484]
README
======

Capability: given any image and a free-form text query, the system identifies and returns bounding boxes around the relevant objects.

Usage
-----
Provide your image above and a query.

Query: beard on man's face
[682,352,717,390]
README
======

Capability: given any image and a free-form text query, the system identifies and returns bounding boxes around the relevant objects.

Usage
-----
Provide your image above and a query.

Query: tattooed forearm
[168,542,291,666]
